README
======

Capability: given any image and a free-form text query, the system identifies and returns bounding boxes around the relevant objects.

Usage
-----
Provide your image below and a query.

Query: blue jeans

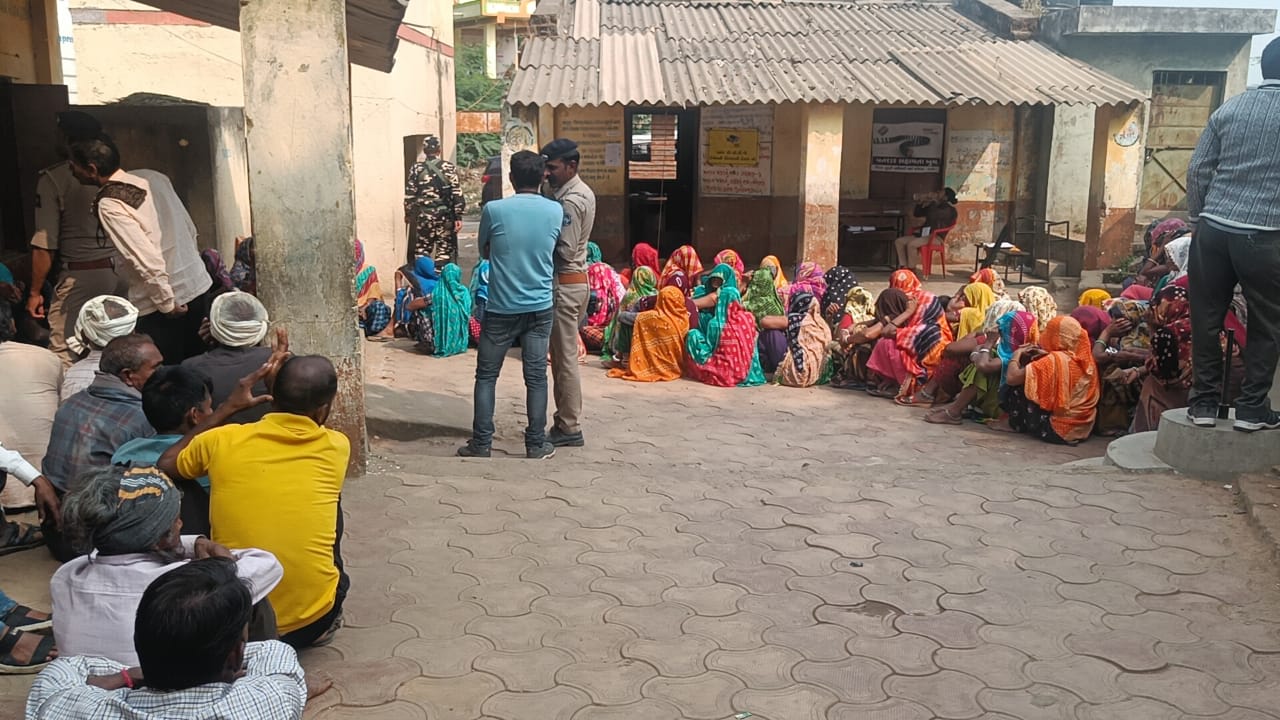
[472,308,554,449]
[0,587,14,616]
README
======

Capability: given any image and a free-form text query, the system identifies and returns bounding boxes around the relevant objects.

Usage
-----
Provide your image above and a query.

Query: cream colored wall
[1,0,61,83]
[840,104,873,199]
[69,0,455,286]
[771,103,802,198]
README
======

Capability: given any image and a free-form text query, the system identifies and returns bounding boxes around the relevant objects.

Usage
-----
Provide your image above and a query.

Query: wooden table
[840,211,907,269]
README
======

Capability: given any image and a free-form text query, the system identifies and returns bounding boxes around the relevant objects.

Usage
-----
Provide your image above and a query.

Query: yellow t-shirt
[177,413,349,634]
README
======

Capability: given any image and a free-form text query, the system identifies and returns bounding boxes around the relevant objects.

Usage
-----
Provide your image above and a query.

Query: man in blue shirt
[459,151,562,459]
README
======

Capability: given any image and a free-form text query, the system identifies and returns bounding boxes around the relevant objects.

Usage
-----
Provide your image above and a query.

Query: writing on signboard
[871,121,944,174]
[701,106,773,196]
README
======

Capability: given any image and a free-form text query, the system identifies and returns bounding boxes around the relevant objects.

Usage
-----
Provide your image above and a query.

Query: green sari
[432,263,473,357]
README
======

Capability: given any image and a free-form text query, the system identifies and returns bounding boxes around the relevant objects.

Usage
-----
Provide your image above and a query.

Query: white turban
[69,295,139,355]
[209,291,269,348]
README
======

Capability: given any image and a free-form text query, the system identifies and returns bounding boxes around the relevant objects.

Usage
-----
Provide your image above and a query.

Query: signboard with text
[871,121,944,174]
[700,106,773,196]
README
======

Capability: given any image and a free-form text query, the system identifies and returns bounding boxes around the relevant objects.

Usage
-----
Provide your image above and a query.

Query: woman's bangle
[121,669,134,689]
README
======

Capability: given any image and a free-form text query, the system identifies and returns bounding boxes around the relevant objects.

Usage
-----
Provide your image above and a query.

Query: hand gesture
[194,536,233,559]
[26,293,45,319]
[227,327,289,413]
[1108,317,1133,336]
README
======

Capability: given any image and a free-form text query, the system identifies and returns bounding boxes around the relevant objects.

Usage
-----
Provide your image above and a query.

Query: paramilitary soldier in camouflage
[403,135,465,265]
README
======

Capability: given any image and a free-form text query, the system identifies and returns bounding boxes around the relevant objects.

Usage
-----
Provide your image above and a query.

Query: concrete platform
[365,382,472,441]
[1104,431,1173,474]
[1153,408,1280,480]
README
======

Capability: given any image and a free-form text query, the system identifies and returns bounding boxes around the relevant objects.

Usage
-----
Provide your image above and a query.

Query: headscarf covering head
[742,267,785,320]
[890,268,923,297]
[822,267,859,326]
[660,245,704,291]
[760,256,789,291]
[70,295,139,355]
[843,287,877,327]
[209,291,270,348]
[957,282,998,338]
[65,466,181,556]
[969,267,1005,297]
[587,242,603,265]
[413,256,440,295]
[1078,288,1111,308]
[981,297,1025,334]
[632,243,659,275]
[432,263,473,357]
[790,262,827,301]
[713,249,745,276]
[996,310,1039,381]
[1149,217,1188,250]
[1163,235,1192,281]
[693,263,737,300]
[1070,305,1111,342]
[874,288,910,321]
[1017,286,1058,332]
[660,270,688,293]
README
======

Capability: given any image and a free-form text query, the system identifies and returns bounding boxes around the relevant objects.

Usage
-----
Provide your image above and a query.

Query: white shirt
[51,536,283,666]
[97,169,175,315]
[132,170,212,309]
[0,440,41,485]
[0,341,62,472]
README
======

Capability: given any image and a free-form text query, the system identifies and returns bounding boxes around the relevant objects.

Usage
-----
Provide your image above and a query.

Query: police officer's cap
[423,135,441,152]
[57,111,102,142]
[540,139,579,161]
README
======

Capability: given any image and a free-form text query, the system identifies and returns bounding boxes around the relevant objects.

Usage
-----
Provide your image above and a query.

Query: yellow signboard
[707,128,760,167]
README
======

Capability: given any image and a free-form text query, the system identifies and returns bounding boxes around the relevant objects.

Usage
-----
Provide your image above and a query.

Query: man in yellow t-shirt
[159,345,349,648]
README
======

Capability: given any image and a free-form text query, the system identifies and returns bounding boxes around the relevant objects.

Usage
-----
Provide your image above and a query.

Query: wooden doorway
[625,107,699,258]
[1141,70,1224,213]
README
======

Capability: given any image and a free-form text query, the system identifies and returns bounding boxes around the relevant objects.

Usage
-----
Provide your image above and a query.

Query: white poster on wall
[871,121,945,173]
[700,105,773,196]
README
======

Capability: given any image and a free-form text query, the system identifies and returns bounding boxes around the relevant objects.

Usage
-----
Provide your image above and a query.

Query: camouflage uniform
[404,156,465,265]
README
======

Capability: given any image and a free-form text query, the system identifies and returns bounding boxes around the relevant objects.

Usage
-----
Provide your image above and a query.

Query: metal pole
[1219,328,1236,420]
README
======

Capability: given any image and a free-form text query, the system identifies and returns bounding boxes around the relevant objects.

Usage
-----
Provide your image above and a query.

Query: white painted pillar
[1044,104,1095,240]
[205,107,251,261]
[239,0,366,471]
[484,22,498,79]
[797,104,844,268]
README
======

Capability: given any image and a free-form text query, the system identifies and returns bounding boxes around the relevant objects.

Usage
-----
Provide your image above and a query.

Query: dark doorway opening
[626,107,698,258]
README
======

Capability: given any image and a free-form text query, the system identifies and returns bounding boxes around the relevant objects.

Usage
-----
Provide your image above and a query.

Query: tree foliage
[455,43,510,112]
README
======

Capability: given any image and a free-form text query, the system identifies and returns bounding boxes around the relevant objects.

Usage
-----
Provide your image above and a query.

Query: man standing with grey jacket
[541,139,596,448]
[1185,37,1280,432]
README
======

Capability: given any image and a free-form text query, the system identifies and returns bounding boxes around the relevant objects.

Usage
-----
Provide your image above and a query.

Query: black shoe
[1186,404,1218,428]
[548,429,585,447]
[457,442,491,458]
[526,442,557,460]
[1233,409,1280,433]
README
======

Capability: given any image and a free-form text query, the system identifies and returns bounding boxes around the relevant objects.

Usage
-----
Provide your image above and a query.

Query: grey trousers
[550,283,590,435]
[48,266,129,366]
[1187,222,1280,417]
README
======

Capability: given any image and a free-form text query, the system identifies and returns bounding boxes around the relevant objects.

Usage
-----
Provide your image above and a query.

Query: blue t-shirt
[479,194,561,314]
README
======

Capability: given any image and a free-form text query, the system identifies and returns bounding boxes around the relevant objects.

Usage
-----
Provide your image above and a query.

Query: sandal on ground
[924,408,963,425]
[895,391,935,407]
[866,386,896,398]
[0,522,43,557]
[1,605,52,632]
[0,625,57,674]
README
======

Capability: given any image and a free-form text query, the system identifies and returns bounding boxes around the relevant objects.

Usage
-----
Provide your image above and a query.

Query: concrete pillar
[484,22,498,79]
[239,0,366,471]
[1084,103,1144,271]
[206,107,252,261]
[797,104,843,268]
[1044,104,1094,240]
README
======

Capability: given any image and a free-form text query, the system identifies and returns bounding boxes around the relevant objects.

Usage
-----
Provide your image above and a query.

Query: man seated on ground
[51,465,281,666]
[26,558,306,720]
[1,441,60,556]
[43,333,161,560]
[62,295,139,399]
[894,187,959,271]
[182,291,272,424]
[159,334,350,649]
[113,366,214,534]
[0,582,56,674]
[0,302,62,514]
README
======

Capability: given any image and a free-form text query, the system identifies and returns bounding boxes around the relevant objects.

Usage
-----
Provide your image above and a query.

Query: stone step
[1153,408,1280,480]
[1104,431,1174,474]
[1034,258,1066,279]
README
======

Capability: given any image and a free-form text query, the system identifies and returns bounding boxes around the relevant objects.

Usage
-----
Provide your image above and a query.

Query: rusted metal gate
[1141,70,1225,212]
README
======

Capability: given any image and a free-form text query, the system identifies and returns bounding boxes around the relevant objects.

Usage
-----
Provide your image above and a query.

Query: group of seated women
[582,230,1245,446]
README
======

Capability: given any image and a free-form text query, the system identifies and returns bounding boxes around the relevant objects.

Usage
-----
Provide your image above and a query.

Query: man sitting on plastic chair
[893,187,958,273]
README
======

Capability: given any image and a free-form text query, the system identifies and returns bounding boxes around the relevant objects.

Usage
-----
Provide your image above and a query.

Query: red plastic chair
[918,223,957,279]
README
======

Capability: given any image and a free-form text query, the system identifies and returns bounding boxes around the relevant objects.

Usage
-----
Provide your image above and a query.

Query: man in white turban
[62,295,140,399]
[181,292,272,424]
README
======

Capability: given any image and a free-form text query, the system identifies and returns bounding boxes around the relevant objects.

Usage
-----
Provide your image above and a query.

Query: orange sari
[608,287,689,382]
[1024,316,1100,443]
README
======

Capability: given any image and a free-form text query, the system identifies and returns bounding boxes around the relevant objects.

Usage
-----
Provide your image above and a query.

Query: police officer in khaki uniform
[541,138,596,448]
[27,112,128,366]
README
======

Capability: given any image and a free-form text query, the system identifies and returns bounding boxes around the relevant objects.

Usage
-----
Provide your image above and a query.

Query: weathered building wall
[1044,104,1095,240]
[68,0,455,286]
[0,0,62,83]
[1053,34,1254,100]
[1085,103,1145,271]
[943,104,1017,260]
[552,104,626,259]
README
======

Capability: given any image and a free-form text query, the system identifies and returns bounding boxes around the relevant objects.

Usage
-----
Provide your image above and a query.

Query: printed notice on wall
[944,129,1015,202]
[558,108,625,195]
[871,121,945,173]
[700,106,773,196]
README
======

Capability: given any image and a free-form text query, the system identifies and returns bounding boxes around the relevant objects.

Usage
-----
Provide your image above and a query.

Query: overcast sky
[1113,0,1279,84]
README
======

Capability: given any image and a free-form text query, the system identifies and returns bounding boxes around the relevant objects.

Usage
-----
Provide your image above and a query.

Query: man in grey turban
[51,465,282,666]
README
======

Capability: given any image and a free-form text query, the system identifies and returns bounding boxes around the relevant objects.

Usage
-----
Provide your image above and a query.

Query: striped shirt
[25,641,306,720]
[1186,80,1280,232]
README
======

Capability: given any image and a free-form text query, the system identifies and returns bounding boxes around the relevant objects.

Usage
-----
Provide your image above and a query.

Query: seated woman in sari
[607,286,690,383]
[431,263,472,358]
[582,257,625,351]
[831,286,879,388]
[741,264,788,373]
[925,309,1037,424]
[622,242,660,286]
[899,282,996,406]
[821,267,859,330]
[660,245,704,290]
[393,256,440,348]
[603,266,658,363]
[713,249,746,279]
[1078,288,1111,309]
[864,288,917,397]
[775,290,832,388]
[1129,284,1193,433]
[760,255,789,294]
[969,267,1006,299]
[685,274,765,388]
[1125,218,1188,300]
[995,315,1099,444]
[789,262,827,303]
[1017,286,1058,333]
[1072,304,1147,435]
[355,239,390,337]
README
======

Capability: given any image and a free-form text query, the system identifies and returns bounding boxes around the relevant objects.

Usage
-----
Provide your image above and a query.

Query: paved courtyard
[5,341,1280,720]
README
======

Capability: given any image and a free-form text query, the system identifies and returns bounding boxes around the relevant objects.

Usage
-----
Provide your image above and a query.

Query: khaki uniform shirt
[96,169,176,315]
[550,174,596,275]
[30,162,116,264]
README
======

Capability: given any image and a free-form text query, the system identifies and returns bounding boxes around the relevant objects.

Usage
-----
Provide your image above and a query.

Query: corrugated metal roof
[510,0,1146,107]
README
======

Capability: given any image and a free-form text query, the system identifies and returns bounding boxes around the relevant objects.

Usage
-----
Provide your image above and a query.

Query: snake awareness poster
[871,121,944,173]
